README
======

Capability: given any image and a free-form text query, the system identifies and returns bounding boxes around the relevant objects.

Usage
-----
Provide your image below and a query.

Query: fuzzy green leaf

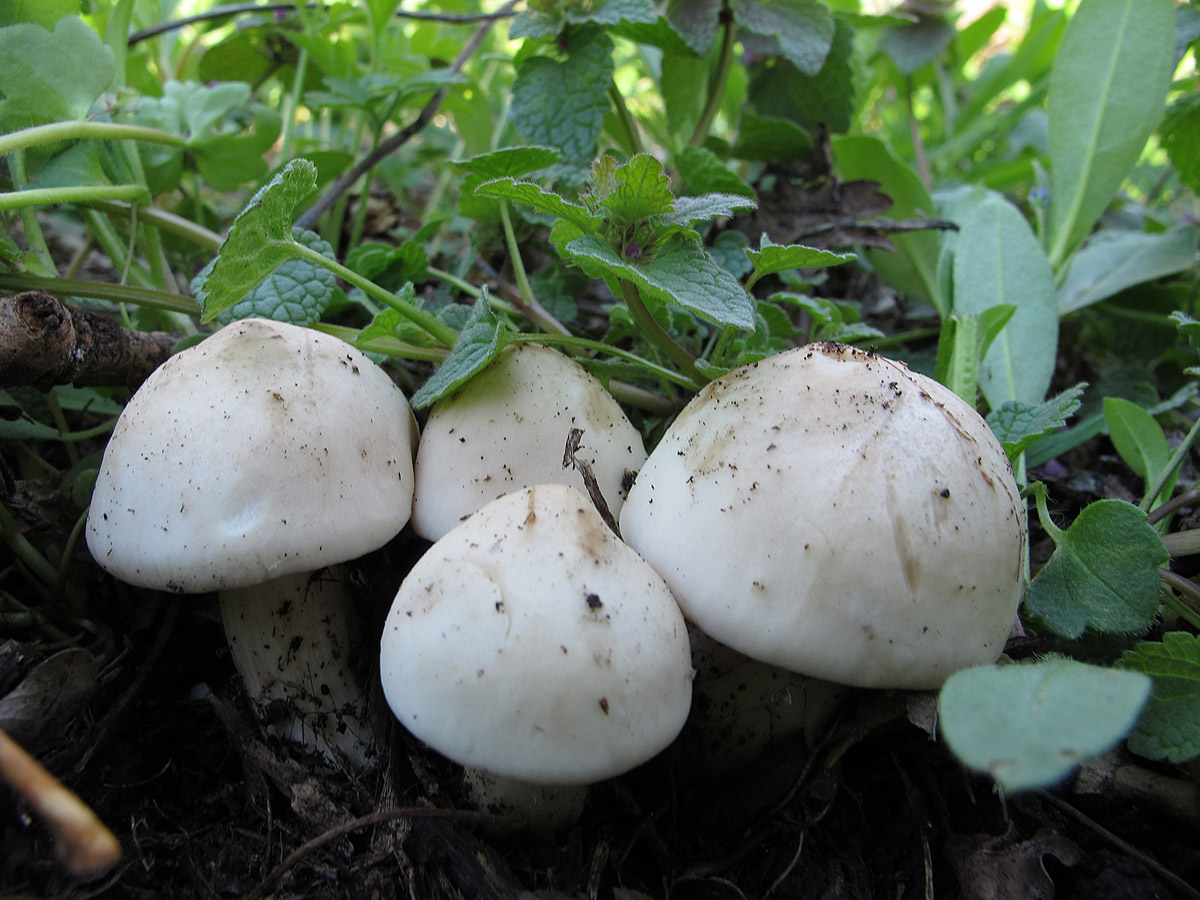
[600,154,676,225]
[451,146,562,179]
[1058,227,1200,315]
[1161,93,1200,196]
[665,0,722,54]
[511,27,614,164]
[1046,0,1175,265]
[665,193,757,228]
[939,660,1151,793]
[0,17,115,128]
[475,178,602,233]
[1117,632,1200,763]
[986,383,1085,460]
[566,232,755,329]
[746,236,855,283]
[674,146,756,199]
[732,0,834,75]
[194,159,317,323]
[1104,397,1176,506]
[1024,499,1168,638]
[410,294,509,409]
[744,18,855,133]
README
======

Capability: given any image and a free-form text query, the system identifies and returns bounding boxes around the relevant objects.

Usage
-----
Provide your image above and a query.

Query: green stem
[294,245,458,348]
[608,82,643,155]
[80,209,155,288]
[279,46,310,162]
[0,501,62,590]
[688,16,736,147]
[1141,413,1200,513]
[82,199,223,250]
[510,331,700,392]
[0,121,186,157]
[1157,569,1200,630]
[5,151,55,273]
[1027,481,1065,543]
[0,273,200,315]
[498,203,571,336]
[617,279,706,386]
[45,392,80,466]
[309,323,449,362]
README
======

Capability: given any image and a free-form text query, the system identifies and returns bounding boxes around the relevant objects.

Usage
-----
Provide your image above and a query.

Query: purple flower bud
[624,242,641,260]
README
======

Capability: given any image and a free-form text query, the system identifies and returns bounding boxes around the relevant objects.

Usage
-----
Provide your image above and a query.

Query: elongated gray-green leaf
[1046,0,1174,267]
[1058,226,1199,314]
[953,193,1057,408]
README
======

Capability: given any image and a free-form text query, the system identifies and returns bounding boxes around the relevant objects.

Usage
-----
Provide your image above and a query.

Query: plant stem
[5,151,55,273]
[689,16,736,147]
[309,323,449,362]
[1141,412,1200,513]
[510,331,700,391]
[0,273,200,315]
[294,244,459,348]
[1158,569,1200,630]
[1027,481,1065,543]
[0,122,185,158]
[82,200,222,251]
[617,279,706,386]
[498,202,572,336]
[608,82,643,155]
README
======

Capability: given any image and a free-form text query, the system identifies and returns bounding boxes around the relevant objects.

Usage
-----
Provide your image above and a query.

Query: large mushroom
[410,343,646,540]
[380,483,692,827]
[86,318,417,767]
[619,342,1027,690]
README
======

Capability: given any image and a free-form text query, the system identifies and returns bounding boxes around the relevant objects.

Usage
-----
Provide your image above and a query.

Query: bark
[0,291,176,391]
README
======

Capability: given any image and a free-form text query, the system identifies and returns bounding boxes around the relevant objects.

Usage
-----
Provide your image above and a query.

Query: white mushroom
[619,342,1027,690]
[380,483,692,827]
[86,318,417,767]
[411,343,647,540]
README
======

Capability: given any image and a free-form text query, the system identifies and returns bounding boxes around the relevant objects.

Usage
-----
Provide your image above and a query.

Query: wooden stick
[0,728,121,880]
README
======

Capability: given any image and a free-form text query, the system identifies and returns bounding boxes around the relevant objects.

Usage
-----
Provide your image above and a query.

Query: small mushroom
[380,483,692,828]
[619,342,1027,690]
[411,343,647,540]
[86,318,417,767]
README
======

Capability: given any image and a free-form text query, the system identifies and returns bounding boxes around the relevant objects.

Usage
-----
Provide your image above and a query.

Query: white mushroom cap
[410,343,647,540]
[86,318,416,592]
[619,342,1027,690]
[380,483,692,785]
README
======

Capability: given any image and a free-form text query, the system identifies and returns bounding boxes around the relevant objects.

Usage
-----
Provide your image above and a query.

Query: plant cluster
[2,0,1200,892]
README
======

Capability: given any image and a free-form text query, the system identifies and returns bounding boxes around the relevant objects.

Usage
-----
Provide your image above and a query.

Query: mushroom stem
[218,567,373,769]
[461,767,587,831]
[0,728,121,880]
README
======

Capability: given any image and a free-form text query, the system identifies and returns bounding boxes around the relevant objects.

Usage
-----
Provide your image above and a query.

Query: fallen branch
[0,291,176,391]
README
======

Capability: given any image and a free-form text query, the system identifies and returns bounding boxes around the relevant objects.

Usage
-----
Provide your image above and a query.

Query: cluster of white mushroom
[85,319,1027,827]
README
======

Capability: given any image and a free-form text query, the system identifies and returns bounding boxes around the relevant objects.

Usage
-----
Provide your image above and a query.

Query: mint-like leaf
[938,660,1151,793]
[511,27,614,164]
[1023,499,1168,638]
[567,0,659,27]
[1117,632,1200,763]
[411,294,510,409]
[987,383,1086,461]
[675,146,756,198]
[451,146,562,179]
[194,159,318,323]
[665,193,758,228]
[475,178,602,233]
[566,232,755,329]
[600,154,677,225]
[746,235,854,284]
[189,228,335,327]
[0,17,115,128]
[732,0,835,75]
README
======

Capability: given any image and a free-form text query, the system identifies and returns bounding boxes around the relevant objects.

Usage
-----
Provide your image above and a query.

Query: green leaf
[566,232,755,329]
[986,383,1085,461]
[832,135,946,315]
[664,193,757,228]
[1161,93,1200,196]
[0,16,115,128]
[732,111,813,162]
[511,27,614,164]
[475,178,602,233]
[732,0,834,75]
[938,660,1151,793]
[566,0,659,27]
[451,146,562,179]
[410,294,509,409]
[194,159,318,323]
[952,193,1058,408]
[674,146,756,199]
[746,235,854,285]
[1103,397,1175,506]
[744,18,855,134]
[599,154,676,225]
[666,0,722,54]
[933,308,1016,406]
[1117,632,1200,763]
[0,0,79,28]
[880,14,955,74]
[1057,227,1200,315]
[1024,499,1168,638]
[1046,0,1175,266]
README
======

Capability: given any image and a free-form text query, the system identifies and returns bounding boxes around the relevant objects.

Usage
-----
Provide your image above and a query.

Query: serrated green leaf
[674,146,756,198]
[566,0,659,27]
[190,228,335,327]
[511,27,614,164]
[1024,499,1168,638]
[732,111,813,162]
[345,240,428,289]
[1171,310,1200,350]
[746,236,855,285]
[938,660,1151,793]
[732,0,834,75]
[664,193,757,228]
[601,154,676,225]
[986,383,1085,460]
[411,294,509,409]
[666,0,722,54]
[1046,0,1175,266]
[451,146,562,179]
[1117,632,1200,763]
[193,159,318,323]
[475,178,601,233]
[0,16,115,128]
[356,287,444,350]
[744,18,855,134]
[566,232,755,329]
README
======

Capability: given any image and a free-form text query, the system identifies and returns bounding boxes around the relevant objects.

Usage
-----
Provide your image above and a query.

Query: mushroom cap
[410,343,647,540]
[618,342,1027,690]
[86,318,416,592]
[380,483,692,785]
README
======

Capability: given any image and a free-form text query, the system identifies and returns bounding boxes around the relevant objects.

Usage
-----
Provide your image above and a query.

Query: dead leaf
[0,648,100,753]
[946,828,1083,900]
